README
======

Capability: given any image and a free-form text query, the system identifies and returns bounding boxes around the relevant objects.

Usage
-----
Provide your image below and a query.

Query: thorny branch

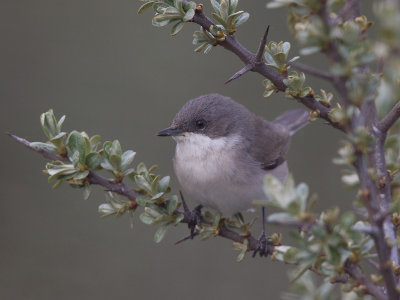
[188,4,346,132]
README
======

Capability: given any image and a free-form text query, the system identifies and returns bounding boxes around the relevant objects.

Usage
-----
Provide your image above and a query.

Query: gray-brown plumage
[158,93,308,215]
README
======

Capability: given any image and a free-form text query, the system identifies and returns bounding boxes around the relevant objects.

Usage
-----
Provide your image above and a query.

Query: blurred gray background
[1,1,350,299]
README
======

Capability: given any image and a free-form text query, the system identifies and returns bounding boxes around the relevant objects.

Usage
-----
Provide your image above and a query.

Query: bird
[157,93,308,254]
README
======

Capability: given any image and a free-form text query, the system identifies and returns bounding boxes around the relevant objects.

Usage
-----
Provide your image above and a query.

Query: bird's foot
[175,191,203,245]
[252,232,273,257]
[186,204,203,238]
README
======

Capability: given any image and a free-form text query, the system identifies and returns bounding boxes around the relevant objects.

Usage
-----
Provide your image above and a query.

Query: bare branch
[289,62,335,81]
[378,101,400,133]
[6,132,64,161]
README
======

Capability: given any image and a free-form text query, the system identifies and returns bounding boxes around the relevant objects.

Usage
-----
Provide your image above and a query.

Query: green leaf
[73,170,89,180]
[233,11,249,27]
[272,52,287,68]
[183,1,195,11]
[83,183,91,200]
[154,225,168,243]
[167,195,178,215]
[136,195,151,206]
[140,212,155,225]
[226,10,244,27]
[183,8,195,22]
[282,41,291,55]
[151,192,164,201]
[220,0,229,20]
[30,142,58,153]
[89,135,101,151]
[109,154,122,171]
[57,115,66,130]
[110,140,122,156]
[123,168,136,177]
[340,212,355,228]
[211,13,228,28]
[40,109,59,139]
[151,175,160,193]
[50,132,67,148]
[86,152,101,169]
[135,175,152,193]
[138,1,156,14]
[170,21,184,35]
[173,214,184,225]
[229,0,238,15]
[312,226,326,239]
[100,157,114,171]
[67,131,86,163]
[121,150,136,171]
[136,162,149,175]
[152,17,172,27]
[194,42,208,53]
[210,0,220,13]
[158,176,170,192]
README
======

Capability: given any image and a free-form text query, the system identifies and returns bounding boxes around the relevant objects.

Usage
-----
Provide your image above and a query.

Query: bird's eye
[195,119,206,130]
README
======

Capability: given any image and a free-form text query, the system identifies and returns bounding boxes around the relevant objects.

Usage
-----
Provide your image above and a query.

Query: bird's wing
[247,117,291,171]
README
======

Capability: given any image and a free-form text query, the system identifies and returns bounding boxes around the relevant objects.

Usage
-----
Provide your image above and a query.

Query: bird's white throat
[172,132,268,215]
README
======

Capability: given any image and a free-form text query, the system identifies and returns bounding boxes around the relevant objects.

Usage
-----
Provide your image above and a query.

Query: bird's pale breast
[173,132,288,215]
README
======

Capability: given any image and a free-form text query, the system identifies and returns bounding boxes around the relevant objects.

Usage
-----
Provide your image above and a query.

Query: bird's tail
[273,109,309,136]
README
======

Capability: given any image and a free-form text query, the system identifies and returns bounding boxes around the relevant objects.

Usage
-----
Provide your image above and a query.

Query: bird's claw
[175,191,203,245]
[187,204,203,238]
[252,232,272,257]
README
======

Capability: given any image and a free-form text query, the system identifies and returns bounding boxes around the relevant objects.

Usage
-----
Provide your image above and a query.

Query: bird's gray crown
[172,93,252,138]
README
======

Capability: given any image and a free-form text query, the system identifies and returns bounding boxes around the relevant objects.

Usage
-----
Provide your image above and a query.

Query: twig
[224,25,270,84]
[377,101,400,133]
[289,62,335,81]
[7,132,273,255]
[344,263,386,300]
[6,132,139,203]
[190,8,346,132]
[5,132,64,161]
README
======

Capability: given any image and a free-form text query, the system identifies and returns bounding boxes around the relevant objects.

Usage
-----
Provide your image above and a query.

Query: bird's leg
[176,191,203,243]
[252,207,272,257]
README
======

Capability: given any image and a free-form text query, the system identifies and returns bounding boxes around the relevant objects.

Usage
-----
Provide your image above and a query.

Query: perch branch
[7,132,274,254]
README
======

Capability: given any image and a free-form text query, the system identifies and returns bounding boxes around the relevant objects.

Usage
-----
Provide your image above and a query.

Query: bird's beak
[156,126,183,136]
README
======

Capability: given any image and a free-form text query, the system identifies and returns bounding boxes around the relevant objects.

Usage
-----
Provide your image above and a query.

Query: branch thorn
[255,25,270,63]
[224,25,270,85]
[224,64,252,84]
